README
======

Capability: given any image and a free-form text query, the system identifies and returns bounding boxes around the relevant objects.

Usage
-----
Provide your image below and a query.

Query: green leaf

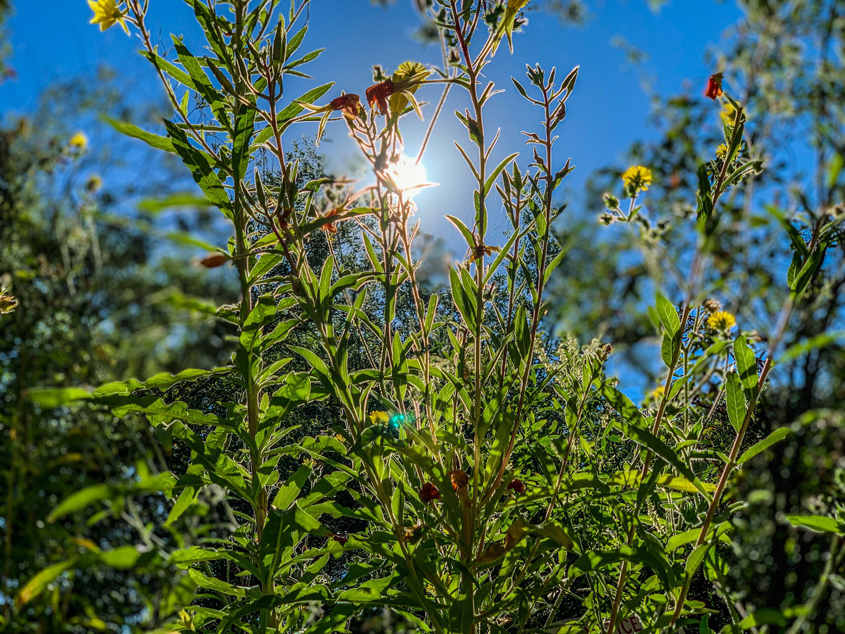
[261,506,330,577]
[49,484,114,522]
[170,547,232,567]
[570,544,676,590]
[137,193,213,214]
[165,487,198,527]
[740,609,787,629]
[484,153,519,197]
[102,116,174,152]
[446,215,476,249]
[273,465,311,509]
[98,546,143,569]
[734,335,758,393]
[725,372,745,433]
[164,119,230,210]
[656,293,680,336]
[252,83,334,147]
[784,515,842,534]
[25,387,91,407]
[603,385,709,498]
[737,427,792,465]
[16,559,78,607]
[780,331,845,364]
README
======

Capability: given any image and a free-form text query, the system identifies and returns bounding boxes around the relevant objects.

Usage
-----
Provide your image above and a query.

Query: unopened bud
[199,253,228,268]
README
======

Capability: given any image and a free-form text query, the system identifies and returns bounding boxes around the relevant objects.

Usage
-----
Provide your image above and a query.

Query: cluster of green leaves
[9,1,845,634]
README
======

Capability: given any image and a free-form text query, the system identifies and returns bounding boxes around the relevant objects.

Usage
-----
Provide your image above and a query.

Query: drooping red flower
[448,470,469,492]
[322,208,341,234]
[199,253,228,268]
[419,482,441,503]
[506,479,526,494]
[366,81,395,115]
[330,93,361,119]
[705,73,724,100]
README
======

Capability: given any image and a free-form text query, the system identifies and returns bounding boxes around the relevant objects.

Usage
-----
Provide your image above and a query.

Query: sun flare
[386,154,430,195]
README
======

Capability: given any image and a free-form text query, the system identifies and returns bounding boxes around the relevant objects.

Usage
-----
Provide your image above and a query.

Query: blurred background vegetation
[1,0,843,632]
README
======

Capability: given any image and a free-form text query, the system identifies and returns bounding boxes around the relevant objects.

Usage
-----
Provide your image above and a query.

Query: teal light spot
[388,413,410,431]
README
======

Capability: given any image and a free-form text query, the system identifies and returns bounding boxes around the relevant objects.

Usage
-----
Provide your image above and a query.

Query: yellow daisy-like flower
[651,385,665,402]
[369,411,390,425]
[622,166,652,195]
[707,310,736,331]
[69,131,88,151]
[88,0,130,34]
[720,102,736,126]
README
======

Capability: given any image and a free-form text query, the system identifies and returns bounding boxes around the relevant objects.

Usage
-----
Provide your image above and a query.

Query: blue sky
[1,1,746,394]
[3,0,743,244]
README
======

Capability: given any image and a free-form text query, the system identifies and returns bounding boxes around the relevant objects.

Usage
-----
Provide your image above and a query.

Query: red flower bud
[705,73,724,100]
[199,253,228,268]
[419,482,440,503]
[507,479,526,494]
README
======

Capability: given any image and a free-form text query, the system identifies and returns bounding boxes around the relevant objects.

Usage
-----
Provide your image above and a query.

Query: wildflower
[0,289,18,314]
[323,211,338,234]
[199,253,228,268]
[419,482,441,503]
[448,469,469,492]
[707,310,736,331]
[366,81,395,115]
[178,609,195,631]
[468,244,500,264]
[88,0,130,34]
[400,523,423,543]
[705,72,724,100]
[622,166,652,195]
[366,62,430,116]
[85,175,103,193]
[369,411,390,425]
[651,385,665,402]
[300,93,361,119]
[69,132,88,152]
[330,93,362,119]
[716,144,728,159]
[506,479,526,494]
[720,102,736,126]
[703,298,722,314]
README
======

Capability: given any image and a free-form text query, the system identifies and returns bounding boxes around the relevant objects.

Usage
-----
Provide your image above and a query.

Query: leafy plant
[12,1,844,633]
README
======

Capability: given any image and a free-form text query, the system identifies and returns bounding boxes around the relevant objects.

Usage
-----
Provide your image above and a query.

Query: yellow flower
[651,385,665,402]
[69,132,88,151]
[88,0,130,34]
[720,102,736,126]
[0,288,18,314]
[716,144,728,159]
[707,310,736,331]
[622,166,652,195]
[369,411,390,425]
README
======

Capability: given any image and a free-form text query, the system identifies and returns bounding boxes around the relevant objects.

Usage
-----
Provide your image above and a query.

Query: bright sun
[386,154,429,195]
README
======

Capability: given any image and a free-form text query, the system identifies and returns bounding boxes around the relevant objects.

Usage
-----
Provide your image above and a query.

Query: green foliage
[5,1,844,633]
